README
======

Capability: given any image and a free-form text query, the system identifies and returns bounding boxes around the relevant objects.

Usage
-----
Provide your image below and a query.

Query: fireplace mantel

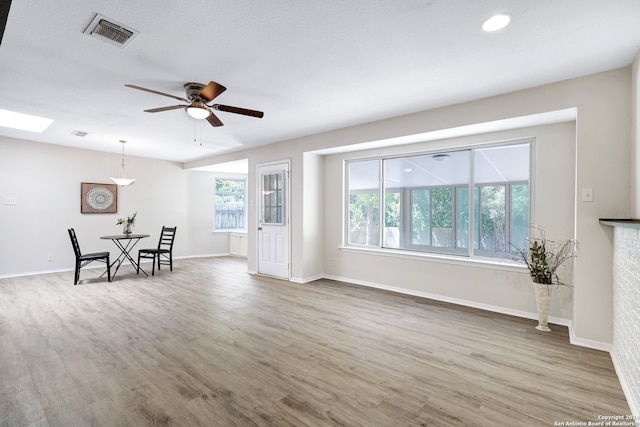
[599,218,640,229]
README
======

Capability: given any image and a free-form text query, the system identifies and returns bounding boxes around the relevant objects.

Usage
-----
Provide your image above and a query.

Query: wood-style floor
[0,257,630,426]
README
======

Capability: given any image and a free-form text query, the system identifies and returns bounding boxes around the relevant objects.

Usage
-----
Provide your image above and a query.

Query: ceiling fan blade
[199,81,227,102]
[212,104,264,118]
[144,105,188,113]
[206,111,224,127]
[125,84,189,102]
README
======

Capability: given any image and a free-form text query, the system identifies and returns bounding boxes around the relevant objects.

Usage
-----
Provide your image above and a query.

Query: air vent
[71,130,88,137]
[83,14,139,48]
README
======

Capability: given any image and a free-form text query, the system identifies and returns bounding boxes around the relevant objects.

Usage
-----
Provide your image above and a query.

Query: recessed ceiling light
[0,109,54,133]
[482,14,511,32]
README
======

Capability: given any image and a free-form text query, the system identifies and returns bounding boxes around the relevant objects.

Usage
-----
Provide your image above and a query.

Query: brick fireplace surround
[602,219,640,417]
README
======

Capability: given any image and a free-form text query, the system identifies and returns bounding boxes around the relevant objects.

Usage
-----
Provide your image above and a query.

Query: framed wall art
[81,182,118,213]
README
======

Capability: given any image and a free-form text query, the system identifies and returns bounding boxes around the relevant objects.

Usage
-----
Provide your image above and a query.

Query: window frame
[213,176,247,232]
[344,139,533,261]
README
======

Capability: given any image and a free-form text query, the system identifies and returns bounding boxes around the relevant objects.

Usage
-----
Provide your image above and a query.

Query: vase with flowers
[512,226,577,331]
[116,212,137,235]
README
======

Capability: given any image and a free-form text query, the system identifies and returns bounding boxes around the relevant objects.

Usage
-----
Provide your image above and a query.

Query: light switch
[582,188,593,202]
[5,197,16,205]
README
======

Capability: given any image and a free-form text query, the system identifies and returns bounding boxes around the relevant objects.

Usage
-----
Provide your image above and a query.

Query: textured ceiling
[1,1,639,163]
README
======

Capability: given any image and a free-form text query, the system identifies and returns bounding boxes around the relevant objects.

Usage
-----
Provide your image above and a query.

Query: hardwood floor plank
[0,257,631,426]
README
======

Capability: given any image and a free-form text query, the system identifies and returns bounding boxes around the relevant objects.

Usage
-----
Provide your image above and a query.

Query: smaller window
[214,178,246,231]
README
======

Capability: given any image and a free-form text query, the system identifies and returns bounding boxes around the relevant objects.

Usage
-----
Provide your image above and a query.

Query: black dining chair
[137,226,177,276]
[68,228,111,285]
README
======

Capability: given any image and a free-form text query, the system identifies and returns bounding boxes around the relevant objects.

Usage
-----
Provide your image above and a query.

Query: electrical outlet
[47,254,54,261]
[582,188,593,202]
[6,197,16,205]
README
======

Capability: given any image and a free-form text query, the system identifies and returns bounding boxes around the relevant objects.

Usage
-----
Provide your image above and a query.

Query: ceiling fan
[125,81,264,127]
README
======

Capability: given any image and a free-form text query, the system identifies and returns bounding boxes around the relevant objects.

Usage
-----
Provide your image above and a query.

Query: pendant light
[110,140,136,186]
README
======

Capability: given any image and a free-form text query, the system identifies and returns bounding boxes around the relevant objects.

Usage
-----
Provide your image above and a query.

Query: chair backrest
[157,226,177,251]
[68,228,82,258]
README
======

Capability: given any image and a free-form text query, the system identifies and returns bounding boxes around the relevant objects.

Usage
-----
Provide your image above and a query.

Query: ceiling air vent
[83,14,139,48]
[71,130,88,137]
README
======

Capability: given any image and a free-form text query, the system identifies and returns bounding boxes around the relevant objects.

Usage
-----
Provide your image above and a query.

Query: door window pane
[261,172,284,224]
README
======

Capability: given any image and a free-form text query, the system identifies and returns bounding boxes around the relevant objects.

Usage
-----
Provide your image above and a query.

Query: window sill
[339,245,527,273]
[213,230,247,234]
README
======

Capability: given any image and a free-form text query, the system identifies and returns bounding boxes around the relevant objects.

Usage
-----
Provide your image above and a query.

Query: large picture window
[345,141,531,259]
[214,178,246,231]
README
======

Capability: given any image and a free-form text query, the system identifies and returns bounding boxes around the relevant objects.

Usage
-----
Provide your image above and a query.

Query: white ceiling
[1,1,639,164]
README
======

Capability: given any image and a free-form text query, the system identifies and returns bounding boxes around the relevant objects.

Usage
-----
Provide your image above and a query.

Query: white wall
[0,137,228,277]
[298,153,324,282]
[186,171,233,257]
[324,123,576,322]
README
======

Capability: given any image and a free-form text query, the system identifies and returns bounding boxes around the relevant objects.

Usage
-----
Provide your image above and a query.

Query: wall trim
[291,274,324,283]
[611,350,640,418]
[0,253,230,279]
[568,324,612,352]
[0,267,70,279]
[322,272,569,322]
[318,273,616,352]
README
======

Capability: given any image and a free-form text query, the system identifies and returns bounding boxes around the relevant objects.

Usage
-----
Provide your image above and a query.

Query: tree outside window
[346,142,531,259]
[214,178,246,231]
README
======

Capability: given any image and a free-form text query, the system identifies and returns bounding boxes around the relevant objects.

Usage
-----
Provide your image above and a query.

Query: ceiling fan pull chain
[193,119,197,145]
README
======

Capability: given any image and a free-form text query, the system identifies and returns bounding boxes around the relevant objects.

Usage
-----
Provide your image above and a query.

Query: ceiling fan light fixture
[186,102,211,119]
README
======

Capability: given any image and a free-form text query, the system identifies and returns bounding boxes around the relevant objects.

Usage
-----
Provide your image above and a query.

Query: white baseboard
[0,254,232,279]
[568,325,612,352]
[611,350,640,419]
[177,253,229,259]
[320,273,614,352]
[0,267,71,279]
[290,274,324,283]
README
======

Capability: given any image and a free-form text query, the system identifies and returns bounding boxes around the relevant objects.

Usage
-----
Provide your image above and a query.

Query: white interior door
[258,162,290,279]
